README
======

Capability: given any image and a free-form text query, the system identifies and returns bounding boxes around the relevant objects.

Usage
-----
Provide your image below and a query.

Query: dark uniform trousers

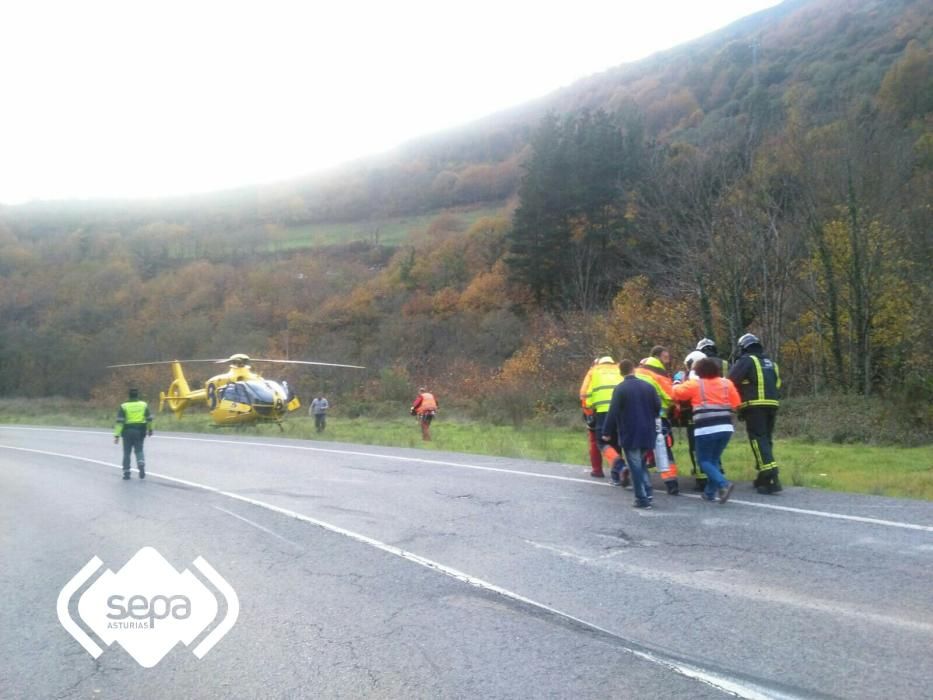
[122,425,147,474]
[744,406,778,486]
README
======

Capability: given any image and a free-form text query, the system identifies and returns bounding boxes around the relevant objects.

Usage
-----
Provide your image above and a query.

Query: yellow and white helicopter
[107,354,364,428]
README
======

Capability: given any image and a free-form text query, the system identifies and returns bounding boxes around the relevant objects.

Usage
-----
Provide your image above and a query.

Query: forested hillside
[1,0,930,435]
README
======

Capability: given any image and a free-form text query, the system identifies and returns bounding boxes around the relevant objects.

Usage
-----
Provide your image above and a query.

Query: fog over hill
[4,0,926,228]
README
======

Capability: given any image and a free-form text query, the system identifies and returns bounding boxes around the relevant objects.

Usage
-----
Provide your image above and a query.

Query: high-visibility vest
[635,358,674,415]
[417,392,437,413]
[115,400,151,436]
[585,364,623,414]
[673,378,739,431]
[119,400,150,424]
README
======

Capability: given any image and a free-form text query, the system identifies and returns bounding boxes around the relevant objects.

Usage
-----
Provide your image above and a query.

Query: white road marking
[0,442,802,700]
[524,539,933,635]
[3,426,933,533]
[679,492,933,532]
[2,427,598,485]
[211,506,302,548]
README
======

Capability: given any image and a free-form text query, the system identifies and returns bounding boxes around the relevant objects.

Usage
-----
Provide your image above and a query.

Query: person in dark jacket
[603,359,662,509]
[114,388,153,480]
[728,333,782,494]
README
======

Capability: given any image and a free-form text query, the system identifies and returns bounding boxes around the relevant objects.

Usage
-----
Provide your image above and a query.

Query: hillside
[0,0,930,439]
[5,0,927,229]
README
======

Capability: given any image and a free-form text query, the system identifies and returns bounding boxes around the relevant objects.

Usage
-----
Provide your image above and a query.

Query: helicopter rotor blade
[106,359,224,368]
[249,358,367,369]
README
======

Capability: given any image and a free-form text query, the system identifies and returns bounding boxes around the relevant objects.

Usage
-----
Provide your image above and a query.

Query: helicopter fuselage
[161,361,298,426]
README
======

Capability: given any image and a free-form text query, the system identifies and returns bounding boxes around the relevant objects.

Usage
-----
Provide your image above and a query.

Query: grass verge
[1,399,931,500]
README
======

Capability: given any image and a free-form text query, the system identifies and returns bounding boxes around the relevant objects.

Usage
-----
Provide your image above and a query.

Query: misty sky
[0,0,781,204]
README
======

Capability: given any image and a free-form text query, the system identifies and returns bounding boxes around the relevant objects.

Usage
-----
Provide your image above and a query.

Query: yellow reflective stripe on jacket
[739,356,780,408]
[753,356,765,403]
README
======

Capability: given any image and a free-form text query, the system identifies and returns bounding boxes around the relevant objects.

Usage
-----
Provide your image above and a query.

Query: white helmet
[596,356,615,364]
[696,338,716,352]
[684,350,706,369]
[737,333,761,351]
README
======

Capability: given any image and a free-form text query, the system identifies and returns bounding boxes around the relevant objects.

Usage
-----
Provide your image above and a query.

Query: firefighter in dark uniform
[728,333,782,494]
[114,388,153,480]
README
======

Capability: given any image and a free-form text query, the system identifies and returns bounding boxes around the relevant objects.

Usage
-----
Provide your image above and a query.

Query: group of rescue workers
[112,334,779,498]
[580,333,782,505]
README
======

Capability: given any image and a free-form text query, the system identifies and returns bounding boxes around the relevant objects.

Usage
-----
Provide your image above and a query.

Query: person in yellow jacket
[114,388,153,480]
[635,346,680,495]
[579,359,602,476]
[580,356,626,481]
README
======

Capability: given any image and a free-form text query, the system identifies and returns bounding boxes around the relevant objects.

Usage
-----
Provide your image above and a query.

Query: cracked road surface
[1,426,931,699]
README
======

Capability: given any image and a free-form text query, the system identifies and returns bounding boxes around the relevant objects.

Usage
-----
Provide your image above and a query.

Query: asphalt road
[1,425,931,699]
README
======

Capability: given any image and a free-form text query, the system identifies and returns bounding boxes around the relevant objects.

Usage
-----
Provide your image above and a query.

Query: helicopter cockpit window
[244,380,276,405]
[220,383,251,404]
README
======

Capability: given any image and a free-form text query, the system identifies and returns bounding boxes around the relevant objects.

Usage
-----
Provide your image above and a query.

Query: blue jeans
[695,431,732,500]
[623,448,652,506]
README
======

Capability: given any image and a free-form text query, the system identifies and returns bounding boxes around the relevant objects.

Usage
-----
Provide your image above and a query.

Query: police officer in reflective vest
[114,388,153,480]
[728,333,782,494]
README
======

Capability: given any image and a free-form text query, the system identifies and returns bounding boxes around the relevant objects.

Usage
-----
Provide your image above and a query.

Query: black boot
[138,465,146,479]
[122,472,131,480]
[769,474,782,493]
[756,468,778,494]
[693,479,707,492]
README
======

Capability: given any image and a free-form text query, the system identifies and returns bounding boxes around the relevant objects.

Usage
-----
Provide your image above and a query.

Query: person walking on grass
[603,359,661,509]
[309,395,329,433]
[673,358,741,504]
[114,388,153,480]
[410,387,438,441]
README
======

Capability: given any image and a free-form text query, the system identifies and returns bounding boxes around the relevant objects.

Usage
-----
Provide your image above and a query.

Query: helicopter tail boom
[159,361,205,417]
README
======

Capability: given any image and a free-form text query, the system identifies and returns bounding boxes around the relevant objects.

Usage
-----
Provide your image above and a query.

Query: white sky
[0,0,781,204]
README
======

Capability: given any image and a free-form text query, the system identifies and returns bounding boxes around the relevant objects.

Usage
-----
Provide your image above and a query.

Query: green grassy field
[2,399,931,500]
[266,204,506,251]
